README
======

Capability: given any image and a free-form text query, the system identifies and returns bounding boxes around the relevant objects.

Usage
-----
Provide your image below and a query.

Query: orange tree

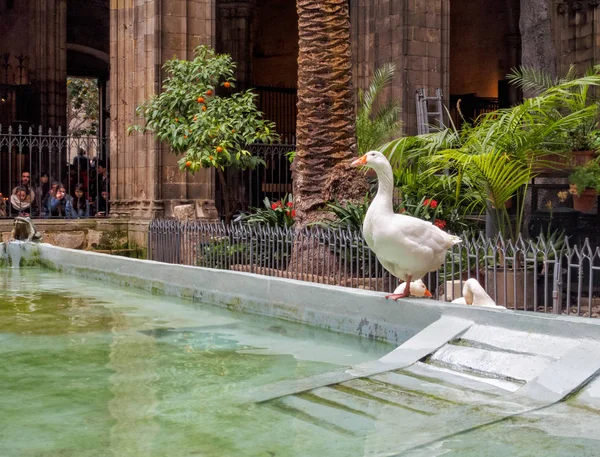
[129,45,278,221]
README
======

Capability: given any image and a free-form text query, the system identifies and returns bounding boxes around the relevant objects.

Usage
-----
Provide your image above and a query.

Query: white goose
[451,278,506,308]
[393,279,433,298]
[351,151,462,299]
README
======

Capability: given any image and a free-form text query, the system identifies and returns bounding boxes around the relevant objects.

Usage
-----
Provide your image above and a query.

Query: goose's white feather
[356,151,462,282]
[451,278,506,309]
[393,279,431,298]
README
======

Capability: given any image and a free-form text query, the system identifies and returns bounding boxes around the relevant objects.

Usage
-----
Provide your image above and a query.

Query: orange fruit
[202,106,207,111]
[185,161,192,168]
[216,146,223,153]
[231,129,236,133]
[193,116,197,121]
[175,118,178,122]
[223,82,231,88]
[197,97,204,103]
[209,156,213,160]
[184,135,188,139]
[206,89,213,96]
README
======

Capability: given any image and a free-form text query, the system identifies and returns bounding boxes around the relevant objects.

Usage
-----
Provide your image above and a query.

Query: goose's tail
[446,233,462,247]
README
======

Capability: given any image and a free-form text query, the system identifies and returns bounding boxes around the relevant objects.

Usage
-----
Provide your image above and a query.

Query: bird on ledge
[351,151,462,299]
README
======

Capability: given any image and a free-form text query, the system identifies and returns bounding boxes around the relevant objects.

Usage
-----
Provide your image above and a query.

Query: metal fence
[254,86,297,144]
[0,125,109,218]
[216,143,295,217]
[148,219,600,318]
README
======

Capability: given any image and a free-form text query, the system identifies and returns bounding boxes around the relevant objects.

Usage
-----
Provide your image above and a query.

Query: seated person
[71,184,90,218]
[45,184,73,219]
[0,193,7,217]
[10,186,34,217]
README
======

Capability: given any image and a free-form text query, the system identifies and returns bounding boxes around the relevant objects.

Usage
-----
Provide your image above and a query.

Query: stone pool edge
[3,241,600,345]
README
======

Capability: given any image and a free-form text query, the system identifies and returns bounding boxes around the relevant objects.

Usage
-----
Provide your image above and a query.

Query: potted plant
[568,160,600,212]
[508,65,600,170]
[381,68,600,308]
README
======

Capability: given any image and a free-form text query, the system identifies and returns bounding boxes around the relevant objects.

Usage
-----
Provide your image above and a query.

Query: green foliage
[67,78,99,136]
[381,67,600,240]
[569,160,600,195]
[241,194,296,228]
[356,64,402,154]
[129,45,279,173]
[508,65,600,151]
[197,238,248,270]
[313,195,371,232]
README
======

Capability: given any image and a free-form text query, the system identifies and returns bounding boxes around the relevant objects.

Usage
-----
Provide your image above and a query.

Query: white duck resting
[393,279,433,298]
[351,151,462,300]
[450,278,506,309]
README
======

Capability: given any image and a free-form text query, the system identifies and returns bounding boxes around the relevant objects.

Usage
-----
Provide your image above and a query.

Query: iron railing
[0,125,109,218]
[215,142,295,217]
[254,86,297,144]
[148,220,600,318]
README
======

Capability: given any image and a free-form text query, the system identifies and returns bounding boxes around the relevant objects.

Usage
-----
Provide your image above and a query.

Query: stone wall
[110,0,217,220]
[350,0,448,136]
[0,219,130,251]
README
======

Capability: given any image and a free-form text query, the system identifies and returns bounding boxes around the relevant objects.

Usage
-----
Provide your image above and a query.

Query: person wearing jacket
[71,184,90,218]
[45,185,73,219]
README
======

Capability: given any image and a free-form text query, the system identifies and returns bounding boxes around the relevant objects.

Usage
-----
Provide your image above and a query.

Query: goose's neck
[371,163,395,215]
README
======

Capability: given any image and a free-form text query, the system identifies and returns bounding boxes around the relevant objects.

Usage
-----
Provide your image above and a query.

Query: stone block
[173,204,196,221]
[46,231,86,250]
[195,200,219,221]
[87,229,103,247]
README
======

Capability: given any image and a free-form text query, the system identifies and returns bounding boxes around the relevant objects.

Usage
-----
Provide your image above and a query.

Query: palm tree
[294,0,368,227]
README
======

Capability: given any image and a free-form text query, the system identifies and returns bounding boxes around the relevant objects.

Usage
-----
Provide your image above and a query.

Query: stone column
[28,0,67,130]
[110,0,217,220]
[520,0,557,89]
[216,0,256,90]
[350,0,449,136]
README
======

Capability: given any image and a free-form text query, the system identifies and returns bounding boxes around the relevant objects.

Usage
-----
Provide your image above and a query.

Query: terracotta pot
[571,150,597,168]
[572,188,598,213]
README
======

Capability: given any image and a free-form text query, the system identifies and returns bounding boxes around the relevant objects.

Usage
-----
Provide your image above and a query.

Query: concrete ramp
[252,322,600,455]
[248,316,473,404]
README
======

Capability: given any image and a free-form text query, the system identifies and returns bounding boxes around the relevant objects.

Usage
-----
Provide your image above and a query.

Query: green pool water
[0,268,392,457]
[2,267,599,457]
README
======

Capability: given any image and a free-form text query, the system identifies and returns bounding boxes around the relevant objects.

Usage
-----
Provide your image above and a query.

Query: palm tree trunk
[294,0,368,228]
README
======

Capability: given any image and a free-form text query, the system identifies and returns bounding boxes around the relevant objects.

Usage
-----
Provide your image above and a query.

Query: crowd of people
[0,149,109,219]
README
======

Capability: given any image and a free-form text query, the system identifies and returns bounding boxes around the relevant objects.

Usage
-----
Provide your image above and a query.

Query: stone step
[429,344,551,383]
[458,325,579,359]
[339,378,450,415]
[371,371,497,405]
[402,362,521,394]
[309,386,419,426]
[272,395,375,436]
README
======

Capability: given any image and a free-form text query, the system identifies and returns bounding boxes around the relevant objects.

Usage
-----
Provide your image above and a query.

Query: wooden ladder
[415,88,445,135]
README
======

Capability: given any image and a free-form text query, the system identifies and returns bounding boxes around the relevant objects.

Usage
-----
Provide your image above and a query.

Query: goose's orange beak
[424,289,433,298]
[351,155,368,167]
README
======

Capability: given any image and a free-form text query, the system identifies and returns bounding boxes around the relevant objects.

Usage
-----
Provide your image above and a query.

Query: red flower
[271,203,279,210]
[291,210,296,218]
[434,219,447,229]
[286,202,294,207]
[424,199,438,209]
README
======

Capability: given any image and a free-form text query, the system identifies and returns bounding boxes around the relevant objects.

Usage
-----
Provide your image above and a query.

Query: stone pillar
[28,0,67,130]
[520,0,557,88]
[350,0,449,136]
[110,0,217,220]
[554,0,600,76]
[216,0,255,90]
